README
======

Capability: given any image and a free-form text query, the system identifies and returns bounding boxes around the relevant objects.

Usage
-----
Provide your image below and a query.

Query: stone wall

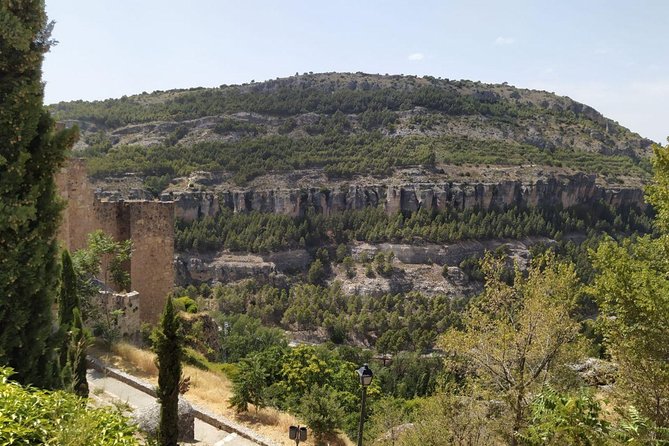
[56,159,175,323]
[96,291,141,337]
[129,202,176,322]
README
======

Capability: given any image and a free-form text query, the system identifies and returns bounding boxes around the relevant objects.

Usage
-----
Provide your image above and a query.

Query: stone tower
[56,159,175,324]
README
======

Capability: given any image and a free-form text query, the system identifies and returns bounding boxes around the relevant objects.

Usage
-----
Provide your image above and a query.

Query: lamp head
[357,363,373,387]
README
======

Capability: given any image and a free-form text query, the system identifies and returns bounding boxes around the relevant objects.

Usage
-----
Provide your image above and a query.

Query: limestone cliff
[165,172,644,222]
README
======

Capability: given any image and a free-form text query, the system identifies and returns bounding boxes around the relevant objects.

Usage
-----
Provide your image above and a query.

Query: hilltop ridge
[50,72,653,189]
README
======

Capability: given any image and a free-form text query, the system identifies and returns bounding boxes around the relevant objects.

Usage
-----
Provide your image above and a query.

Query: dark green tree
[0,0,78,387]
[152,298,183,446]
[67,307,90,398]
[58,249,80,381]
[298,385,344,442]
[307,259,326,285]
[228,354,268,413]
[58,250,80,327]
[57,249,89,393]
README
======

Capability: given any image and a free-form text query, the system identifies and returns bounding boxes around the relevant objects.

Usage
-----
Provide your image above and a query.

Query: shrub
[0,367,139,445]
[173,296,198,313]
[298,385,345,441]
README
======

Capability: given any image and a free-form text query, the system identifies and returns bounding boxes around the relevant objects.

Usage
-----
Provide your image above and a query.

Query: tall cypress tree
[153,298,183,446]
[58,249,87,394]
[68,307,89,398]
[0,1,78,387]
[58,250,80,328]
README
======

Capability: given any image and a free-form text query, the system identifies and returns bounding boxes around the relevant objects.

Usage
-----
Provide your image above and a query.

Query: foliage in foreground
[398,385,669,446]
[0,367,138,445]
[590,142,669,429]
[0,0,78,388]
[440,253,585,443]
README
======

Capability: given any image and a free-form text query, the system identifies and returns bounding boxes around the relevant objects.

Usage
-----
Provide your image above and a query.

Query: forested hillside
[50,72,652,186]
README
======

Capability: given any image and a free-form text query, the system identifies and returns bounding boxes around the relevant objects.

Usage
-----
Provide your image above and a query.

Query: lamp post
[356,363,373,446]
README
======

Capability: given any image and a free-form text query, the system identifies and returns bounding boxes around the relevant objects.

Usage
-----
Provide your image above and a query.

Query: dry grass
[110,343,158,376]
[96,342,353,446]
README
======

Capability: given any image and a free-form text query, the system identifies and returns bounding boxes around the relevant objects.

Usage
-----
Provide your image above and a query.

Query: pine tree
[152,298,183,446]
[0,0,78,387]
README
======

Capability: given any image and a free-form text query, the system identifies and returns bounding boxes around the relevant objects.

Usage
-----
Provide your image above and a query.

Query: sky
[43,0,669,143]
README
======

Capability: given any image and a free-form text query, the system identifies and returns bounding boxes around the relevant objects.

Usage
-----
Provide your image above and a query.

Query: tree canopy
[0,0,78,387]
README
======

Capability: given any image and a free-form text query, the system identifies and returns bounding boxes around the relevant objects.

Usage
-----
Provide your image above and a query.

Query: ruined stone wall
[56,159,100,251]
[56,159,175,324]
[96,291,141,337]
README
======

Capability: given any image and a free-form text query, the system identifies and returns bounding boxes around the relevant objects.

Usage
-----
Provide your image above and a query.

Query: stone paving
[88,369,259,446]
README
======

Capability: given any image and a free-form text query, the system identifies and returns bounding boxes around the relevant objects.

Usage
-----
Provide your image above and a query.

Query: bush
[298,385,345,441]
[173,296,198,313]
[0,367,139,445]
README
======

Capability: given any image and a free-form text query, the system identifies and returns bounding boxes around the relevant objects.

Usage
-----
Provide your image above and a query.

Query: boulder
[133,397,195,442]
[571,358,618,386]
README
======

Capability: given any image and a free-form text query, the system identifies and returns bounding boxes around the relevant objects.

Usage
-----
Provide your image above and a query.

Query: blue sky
[43,0,668,142]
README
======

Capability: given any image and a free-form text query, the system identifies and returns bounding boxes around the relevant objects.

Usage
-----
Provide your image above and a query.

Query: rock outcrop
[175,249,310,285]
[133,397,195,442]
[165,173,644,222]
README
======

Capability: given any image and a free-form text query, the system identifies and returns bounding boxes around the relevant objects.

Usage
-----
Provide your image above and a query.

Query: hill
[50,72,653,187]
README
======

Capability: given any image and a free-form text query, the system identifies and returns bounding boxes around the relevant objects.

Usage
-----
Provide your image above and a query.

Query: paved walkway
[88,369,258,446]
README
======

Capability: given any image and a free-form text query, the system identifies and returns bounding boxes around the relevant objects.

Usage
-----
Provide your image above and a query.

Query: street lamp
[356,363,373,446]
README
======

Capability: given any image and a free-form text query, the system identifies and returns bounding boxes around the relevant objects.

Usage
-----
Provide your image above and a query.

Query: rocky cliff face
[175,250,311,285]
[175,238,549,296]
[165,172,644,222]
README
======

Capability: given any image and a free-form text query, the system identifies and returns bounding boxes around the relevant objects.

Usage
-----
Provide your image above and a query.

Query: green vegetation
[50,77,565,129]
[0,367,138,445]
[57,250,90,397]
[50,73,650,186]
[298,385,345,441]
[217,314,287,363]
[518,387,610,445]
[589,143,669,430]
[207,281,462,353]
[71,230,133,345]
[226,343,373,440]
[81,134,649,186]
[229,354,268,413]
[441,254,584,443]
[67,308,90,398]
[176,202,652,253]
[152,297,183,446]
[0,0,78,387]
[173,145,669,444]
[85,133,436,183]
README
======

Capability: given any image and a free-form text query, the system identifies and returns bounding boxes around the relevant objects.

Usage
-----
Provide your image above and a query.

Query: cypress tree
[58,249,81,390]
[69,307,89,398]
[153,298,183,446]
[57,249,90,397]
[58,250,80,327]
[0,1,78,387]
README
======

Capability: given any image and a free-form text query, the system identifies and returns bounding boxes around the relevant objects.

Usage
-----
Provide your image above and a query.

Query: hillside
[51,72,653,188]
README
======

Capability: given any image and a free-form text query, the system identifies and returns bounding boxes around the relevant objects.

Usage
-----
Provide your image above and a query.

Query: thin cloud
[494,36,515,46]
[407,52,424,61]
